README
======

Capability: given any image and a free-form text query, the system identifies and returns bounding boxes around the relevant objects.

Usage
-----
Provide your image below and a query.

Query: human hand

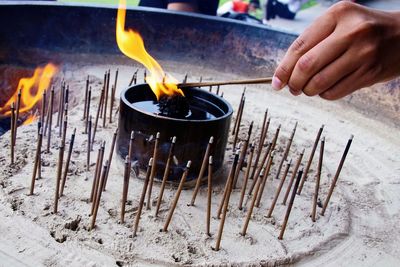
[272,1,400,100]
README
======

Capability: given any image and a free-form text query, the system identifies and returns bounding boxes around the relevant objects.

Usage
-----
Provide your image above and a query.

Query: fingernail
[289,87,302,96]
[272,76,283,90]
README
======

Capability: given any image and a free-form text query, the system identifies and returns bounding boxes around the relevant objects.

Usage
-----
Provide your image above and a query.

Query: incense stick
[30,127,43,195]
[321,135,353,216]
[162,161,191,232]
[241,167,265,236]
[178,77,273,88]
[10,102,15,165]
[54,140,65,214]
[155,136,176,217]
[103,70,110,127]
[217,152,239,219]
[206,156,213,236]
[233,121,253,189]
[282,149,304,205]
[46,87,55,152]
[13,89,21,146]
[129,69,138,86]
[214,154,238,251]
[90,160,108,230]
[232,97,245,150]
[146,132,160,210]
[85,87,91,134]
[238,143,254,210]
[190,136,214,206]
[267,159,292,218]
[121,155,130,223]
[87,116,92,171]
[90,142,105,204]
[312,137,324,222]
[278,169,303,240]
[133,158,153,237]
[103,128,118,191]
[91,87,105,150]
[232,89,245,136]
[298,125,324,194]
[83,76,89,120]
[247,142,272,196]
[275,122,297,180]
[60,128,76,197]
[255,151,275,208]
[250,117,270,181]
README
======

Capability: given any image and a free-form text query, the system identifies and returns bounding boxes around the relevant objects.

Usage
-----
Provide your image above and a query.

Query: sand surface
[0,63,399,266]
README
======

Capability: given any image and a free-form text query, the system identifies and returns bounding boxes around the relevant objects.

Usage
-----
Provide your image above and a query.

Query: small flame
[0,63,58,123]
[22,114,38,125]
[116,0,183,100]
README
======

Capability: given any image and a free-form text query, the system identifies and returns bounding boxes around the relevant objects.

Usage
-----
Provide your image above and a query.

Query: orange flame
[22,114,38,125]
[0,63,58,124]
[116,0,183,100]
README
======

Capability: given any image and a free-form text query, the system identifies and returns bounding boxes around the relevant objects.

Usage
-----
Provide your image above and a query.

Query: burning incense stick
[190,136,214,206]
[90,160,109,231]
[83,76,89,120]
[298,125,324,195]
[247,142,272,196]
[321,135,353,216]
[278,169,303,240]
[60,128,76,197]
[90,142,105,203]
[10,102,15,165]
[275,122,297,180]
[46,87,55,152]
[267,159,292,218]
[91,87,105,150]
[206,156,213,236]
[146,132,160,210]
[103,128,118,191]
[312,137,324,222]
[134,158,153,237]
[238,143,255,210]
[214,154,239,251]
[178,77,273,88]
[54,140,65,213]
[241,167,265,236]
[255,151,275,208]
[30,127,43,195]
[163,161,191,232]
[85,87,92,134]
[250,117,270,181]
[283,149,304,205]
[121,155,130,223]
[87,116,92,171]
[155,136,176,217]
[217,152,240,219]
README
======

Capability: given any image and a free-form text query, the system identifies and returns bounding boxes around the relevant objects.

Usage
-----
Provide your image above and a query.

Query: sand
[0,63,399,266]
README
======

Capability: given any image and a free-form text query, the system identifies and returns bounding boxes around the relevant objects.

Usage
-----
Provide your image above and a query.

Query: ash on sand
[0,63,399,266]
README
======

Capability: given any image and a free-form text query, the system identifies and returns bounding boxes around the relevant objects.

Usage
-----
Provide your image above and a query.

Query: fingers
[272,14,337,91]
[302,49,360,96]
[319,69,363,100]
[287,32,348,95]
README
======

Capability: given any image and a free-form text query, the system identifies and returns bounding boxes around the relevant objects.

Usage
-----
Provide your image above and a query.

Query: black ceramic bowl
[117,84,232,183]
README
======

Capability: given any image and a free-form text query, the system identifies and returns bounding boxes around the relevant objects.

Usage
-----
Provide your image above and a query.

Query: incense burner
[117,84,233,183]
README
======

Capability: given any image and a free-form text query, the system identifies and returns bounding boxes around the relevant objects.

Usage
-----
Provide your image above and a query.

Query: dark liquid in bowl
[133,100,216,120]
